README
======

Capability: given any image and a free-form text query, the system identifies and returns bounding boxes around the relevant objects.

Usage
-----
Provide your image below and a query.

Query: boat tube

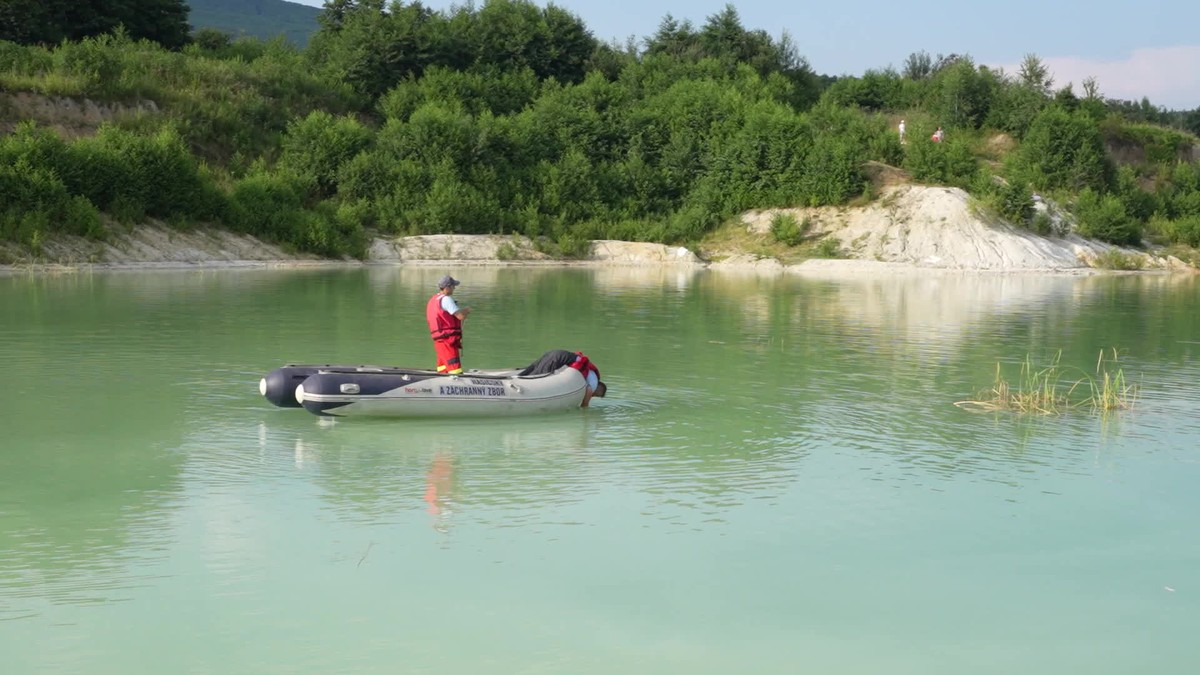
[259,364,588,418]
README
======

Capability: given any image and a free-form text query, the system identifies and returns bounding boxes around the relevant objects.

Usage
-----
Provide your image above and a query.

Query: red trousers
[434,339,462,374]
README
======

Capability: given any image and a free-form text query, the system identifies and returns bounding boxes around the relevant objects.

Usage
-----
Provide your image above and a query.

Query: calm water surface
[1,266,1198,674]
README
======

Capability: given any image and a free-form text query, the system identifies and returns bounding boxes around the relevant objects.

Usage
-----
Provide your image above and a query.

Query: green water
[1,266,1198,674]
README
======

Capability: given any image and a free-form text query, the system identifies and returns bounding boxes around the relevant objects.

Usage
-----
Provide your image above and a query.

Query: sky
[289,0,1200,110]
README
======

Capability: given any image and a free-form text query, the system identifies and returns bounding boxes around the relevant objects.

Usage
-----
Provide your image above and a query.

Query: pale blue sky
[289,0,1200,109]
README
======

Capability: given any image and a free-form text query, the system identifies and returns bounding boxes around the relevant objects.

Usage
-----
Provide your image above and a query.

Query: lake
[1,265,1198,674]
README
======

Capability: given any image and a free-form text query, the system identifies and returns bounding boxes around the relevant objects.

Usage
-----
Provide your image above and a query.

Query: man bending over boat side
[427,275,471,374]
[519,350,607,407]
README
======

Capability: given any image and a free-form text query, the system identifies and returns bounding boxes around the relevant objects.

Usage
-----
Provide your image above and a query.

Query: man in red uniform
[426,275,471,374]
[518,349,607,407]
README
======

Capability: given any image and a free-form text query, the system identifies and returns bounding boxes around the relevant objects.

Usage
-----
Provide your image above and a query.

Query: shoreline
[2,255,1188,279]
[2,204,1196,276]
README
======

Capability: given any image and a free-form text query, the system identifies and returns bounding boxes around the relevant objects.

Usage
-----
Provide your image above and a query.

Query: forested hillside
[1,0,1198,262]
[188,0,321,46]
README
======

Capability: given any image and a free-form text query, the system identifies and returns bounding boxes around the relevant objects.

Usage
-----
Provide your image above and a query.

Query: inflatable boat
[259,364,587,418]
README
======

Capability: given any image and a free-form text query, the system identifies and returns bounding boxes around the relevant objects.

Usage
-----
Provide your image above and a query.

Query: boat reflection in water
[286,414,598,533]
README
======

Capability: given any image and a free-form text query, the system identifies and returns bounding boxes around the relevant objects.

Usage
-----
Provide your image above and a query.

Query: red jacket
[426,293,462,344]
[568,352,600,382]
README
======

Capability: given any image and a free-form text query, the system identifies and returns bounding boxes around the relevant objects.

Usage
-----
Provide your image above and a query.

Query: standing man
[427,275,470,374]
[898,119,906,144]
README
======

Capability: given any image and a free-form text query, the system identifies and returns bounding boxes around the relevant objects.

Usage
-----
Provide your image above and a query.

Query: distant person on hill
[427,275,471,374]
[519,349,607,407]
[898,119,906,144]
[932,126,945,143]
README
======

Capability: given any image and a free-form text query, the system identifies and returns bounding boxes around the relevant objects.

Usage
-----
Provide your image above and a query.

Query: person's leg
[434,340,455,373]
[435,339,463,374]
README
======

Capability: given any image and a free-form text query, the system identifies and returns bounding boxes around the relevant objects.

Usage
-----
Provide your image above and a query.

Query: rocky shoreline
[2,184,1195,275]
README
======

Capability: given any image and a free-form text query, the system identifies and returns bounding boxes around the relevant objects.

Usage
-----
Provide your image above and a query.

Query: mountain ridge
[188,0,321,45]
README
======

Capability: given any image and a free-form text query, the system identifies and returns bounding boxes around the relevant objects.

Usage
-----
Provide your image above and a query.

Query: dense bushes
[327,69,896,244]
[0,0,190,49]
[0,31,360,161]
[904,134,978,187]
[0,123,221,224]
[0,161,101,245]
[2,3,1199,258]
[1010,107,1112,193]
[1073,189,1140,245]
[0,121,363,256]
[307,0,597,100]
[279,111,373,198]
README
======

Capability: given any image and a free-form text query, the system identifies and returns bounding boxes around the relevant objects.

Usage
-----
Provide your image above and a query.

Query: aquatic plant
[1086,348,1139,412]
[955,349,1137,414]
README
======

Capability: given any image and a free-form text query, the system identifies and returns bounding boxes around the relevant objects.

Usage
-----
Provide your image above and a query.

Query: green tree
[1017,53,1053,94]
[0,0,190,48]
[279,111,373,198]
[1012,107,1112,192]
[902,50,933,80]
[820,68,904,111]
[1184,107,1200,136]
[928,59,997,129]
[643,15,700,60]
[1074,188,1140,245]
[986,80,1047,138]
[642,5,818,109]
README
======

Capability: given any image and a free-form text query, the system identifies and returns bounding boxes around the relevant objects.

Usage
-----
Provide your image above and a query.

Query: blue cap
[437,275,460,289]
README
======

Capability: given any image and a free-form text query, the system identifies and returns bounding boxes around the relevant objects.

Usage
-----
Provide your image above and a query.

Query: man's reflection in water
[423,451,454,533]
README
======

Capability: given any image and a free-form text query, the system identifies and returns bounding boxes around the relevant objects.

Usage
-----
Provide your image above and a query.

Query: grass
[697,211,848,264]
[1092,249,1145,270]
[1155,243,1200,268]
[955,349,1138,415]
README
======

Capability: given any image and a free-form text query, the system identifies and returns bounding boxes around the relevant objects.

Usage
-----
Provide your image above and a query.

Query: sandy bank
[2,184,1194,276]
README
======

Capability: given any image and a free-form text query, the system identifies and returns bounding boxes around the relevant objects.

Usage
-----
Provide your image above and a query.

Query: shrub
[1030,210,1054,236]
[904,135,979,187]
[1115,165,1158,223]
[56,35,125,96]
[769,212,808,246]
[990,180,1034,225]
[416,171,503,235]
[0,161,102,242]
[813,236,843,258]
[555,231,592,259]
[228,171,308,241]
[192,28,232,52]
[1073,189,1141,245]
[82,125,215,222]
[0,41,54,76]
[1092,249,1143,270]
[800,132,867,204]
[496,241,520,260]
[279,111,374,198]
[1012,107,1112,192]
[1150,214,1200,247]
[295,202,368,258]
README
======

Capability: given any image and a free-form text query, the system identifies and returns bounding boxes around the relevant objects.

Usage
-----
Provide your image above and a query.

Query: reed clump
[955,349,1138,414]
